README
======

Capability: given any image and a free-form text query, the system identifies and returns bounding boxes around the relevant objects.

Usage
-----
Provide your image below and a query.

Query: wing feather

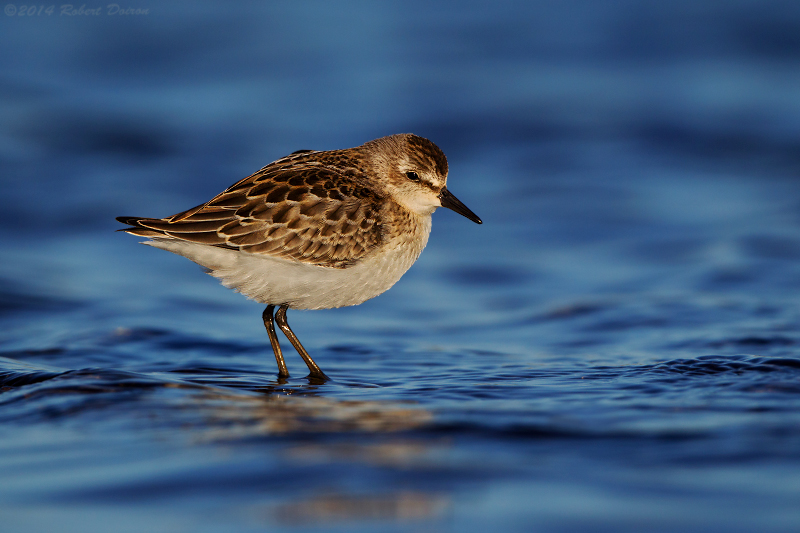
[117,156,385,268]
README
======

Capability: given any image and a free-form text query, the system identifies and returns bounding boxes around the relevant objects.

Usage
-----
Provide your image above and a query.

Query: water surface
[2,1,800,531]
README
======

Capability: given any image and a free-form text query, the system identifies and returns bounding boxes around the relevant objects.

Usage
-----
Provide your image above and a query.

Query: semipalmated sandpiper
[117,133,481,379]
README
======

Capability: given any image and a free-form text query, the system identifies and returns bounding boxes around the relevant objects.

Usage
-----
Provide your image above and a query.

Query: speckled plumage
[117,133,481,379]
[119,149,384,268]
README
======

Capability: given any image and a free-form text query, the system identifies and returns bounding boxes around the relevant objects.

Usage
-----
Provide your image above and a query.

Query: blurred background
[2,1,800,532]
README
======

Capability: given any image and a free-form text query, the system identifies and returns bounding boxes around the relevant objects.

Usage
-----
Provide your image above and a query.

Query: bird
[117,133,482,380]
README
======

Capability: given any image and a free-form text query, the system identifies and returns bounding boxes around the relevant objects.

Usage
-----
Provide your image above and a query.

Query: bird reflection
[272,491,450,524]
[194,390,432,438]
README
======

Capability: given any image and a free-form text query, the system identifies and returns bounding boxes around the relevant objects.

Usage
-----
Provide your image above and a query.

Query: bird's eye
[405,171,420,182]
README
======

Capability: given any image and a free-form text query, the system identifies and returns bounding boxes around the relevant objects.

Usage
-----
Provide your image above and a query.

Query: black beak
[439,187,482,224]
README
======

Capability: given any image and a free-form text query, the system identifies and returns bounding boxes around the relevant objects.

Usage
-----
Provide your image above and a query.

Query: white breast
[144,214,432,310]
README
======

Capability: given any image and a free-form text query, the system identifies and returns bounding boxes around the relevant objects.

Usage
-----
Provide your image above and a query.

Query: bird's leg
[275,304,329,380]
[262,305,290,378]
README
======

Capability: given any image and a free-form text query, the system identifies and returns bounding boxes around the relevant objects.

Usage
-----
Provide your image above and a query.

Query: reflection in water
[270,491,450,525]
[285,440,447,467]
[195,392,433,439]
[0,356,432,437]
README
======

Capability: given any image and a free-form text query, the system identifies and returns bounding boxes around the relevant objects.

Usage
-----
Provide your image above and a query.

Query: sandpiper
[117,133,481,379]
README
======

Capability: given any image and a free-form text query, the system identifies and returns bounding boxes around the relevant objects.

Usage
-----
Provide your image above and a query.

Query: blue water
[2,1,800,531]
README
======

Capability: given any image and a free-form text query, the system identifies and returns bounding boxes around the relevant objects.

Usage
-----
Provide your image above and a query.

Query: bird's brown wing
[117,160,385,268]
